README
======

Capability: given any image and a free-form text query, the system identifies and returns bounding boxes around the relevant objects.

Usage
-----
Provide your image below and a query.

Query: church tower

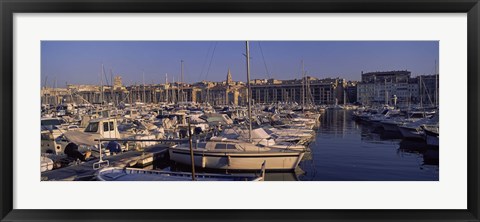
[226,68,233,85]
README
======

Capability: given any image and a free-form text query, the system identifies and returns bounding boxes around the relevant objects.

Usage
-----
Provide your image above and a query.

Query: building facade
[250,77,346,105]
[357,70,421,106]
[355,70,441,106]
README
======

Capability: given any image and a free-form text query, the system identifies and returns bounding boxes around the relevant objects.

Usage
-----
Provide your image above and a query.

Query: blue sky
[41,41,439,87]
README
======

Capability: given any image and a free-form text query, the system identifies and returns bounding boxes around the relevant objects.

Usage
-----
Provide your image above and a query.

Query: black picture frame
[1,0,479,221]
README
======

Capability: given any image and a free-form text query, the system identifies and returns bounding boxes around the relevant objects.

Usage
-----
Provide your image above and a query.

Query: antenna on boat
[246,41,253,143]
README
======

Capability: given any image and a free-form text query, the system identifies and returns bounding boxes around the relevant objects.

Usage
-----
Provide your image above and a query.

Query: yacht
[169,140,304,171]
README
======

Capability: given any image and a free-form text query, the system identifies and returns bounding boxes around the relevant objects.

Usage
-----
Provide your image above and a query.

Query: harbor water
[297,109,439,181]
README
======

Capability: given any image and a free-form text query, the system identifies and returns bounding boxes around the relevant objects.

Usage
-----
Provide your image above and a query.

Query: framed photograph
[1,0,479,221]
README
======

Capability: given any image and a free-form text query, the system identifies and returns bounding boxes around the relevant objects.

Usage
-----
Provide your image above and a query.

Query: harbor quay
[40,70,439,181]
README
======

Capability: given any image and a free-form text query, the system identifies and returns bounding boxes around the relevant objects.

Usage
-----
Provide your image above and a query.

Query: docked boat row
[352,106,439,147]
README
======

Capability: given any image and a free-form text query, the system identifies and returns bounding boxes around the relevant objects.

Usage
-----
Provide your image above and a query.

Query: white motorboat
[380,111,432,132]
[169,140,304,171]
[398,114,439,140]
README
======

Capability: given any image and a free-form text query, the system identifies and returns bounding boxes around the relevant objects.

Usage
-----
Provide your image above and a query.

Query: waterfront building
[345,81,358,104]
[113,76,123,90]
[357,70,420,106]
[206,69,246,106]
[45,69,248,106]
[41,87,70,105]
[250,77,346,105]
[43,70,434,108]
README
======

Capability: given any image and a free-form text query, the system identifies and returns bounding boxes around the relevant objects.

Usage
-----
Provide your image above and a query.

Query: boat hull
[381,122,401,132]
[398,126,425,140]
[424,130,439,147]
[169,149,304,171]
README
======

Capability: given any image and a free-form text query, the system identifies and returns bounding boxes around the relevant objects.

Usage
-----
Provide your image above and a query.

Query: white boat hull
[169,149,304,171]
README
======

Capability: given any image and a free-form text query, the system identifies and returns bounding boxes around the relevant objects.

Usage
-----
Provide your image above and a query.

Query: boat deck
[41,145,170,181]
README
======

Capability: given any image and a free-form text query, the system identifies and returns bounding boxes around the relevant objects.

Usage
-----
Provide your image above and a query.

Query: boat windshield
[41,119,65,126]
[84,122,99,133]
[214,143,237,150]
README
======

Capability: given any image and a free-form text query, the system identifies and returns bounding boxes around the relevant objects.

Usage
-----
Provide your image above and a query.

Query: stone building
[250,77,346,105]
[206,69,246,105]
[356,70,421,106]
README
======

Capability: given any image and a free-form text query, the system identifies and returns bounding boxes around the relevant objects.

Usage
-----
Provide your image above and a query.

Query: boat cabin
[84,117,120,139]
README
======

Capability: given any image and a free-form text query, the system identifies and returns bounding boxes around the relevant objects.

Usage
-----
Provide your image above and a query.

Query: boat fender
[202,155,206,168]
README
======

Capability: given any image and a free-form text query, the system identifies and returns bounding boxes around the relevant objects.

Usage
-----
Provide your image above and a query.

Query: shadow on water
[398,140,439,166]
[154,160,299,181]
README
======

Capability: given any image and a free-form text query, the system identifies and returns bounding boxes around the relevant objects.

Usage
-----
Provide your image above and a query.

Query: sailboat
[168,41,305,171]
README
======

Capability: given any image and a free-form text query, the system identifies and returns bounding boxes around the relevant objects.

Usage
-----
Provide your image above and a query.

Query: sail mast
[181,60,184,103]
[100,64,104,105]
[110,69,114,106]
[246,41,253,142]
[165,73,168,103]
[435,60,438,107]
[301,60,305,111]
[142,70,146,103]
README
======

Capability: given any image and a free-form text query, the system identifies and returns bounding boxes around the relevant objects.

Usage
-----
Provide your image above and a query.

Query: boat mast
[301,60,305,111]
[54,77,58,108]
[165,73,168,103]
[110,70,114,106]
[181,60,184,103]
[142,70,146,103]
[435,60,438,108]
[100,64,104,105]
[173,76,176,103]
[246,41,253,142]
[43,75,48,105]
[384,78,387,105]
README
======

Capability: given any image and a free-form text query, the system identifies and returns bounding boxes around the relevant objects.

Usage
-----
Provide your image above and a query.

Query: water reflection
[299,109,438,181]
[398,140,439,166]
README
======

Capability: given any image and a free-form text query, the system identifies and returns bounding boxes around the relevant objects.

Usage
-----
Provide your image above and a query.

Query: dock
[41,144,170,181]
